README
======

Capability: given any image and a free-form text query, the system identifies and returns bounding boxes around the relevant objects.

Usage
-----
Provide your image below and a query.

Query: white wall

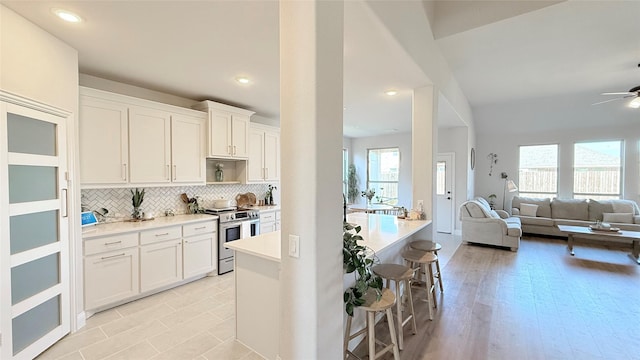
[438,126,468,230]
[1,3,82,333]
[474,96,640,208]
[351,132,412,208]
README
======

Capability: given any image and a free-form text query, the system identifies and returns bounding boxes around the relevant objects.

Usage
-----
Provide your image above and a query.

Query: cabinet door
[248,128,265,181]
[183,233,214,278]
[129,106,171,183]
[209,110,232,158]
[140,240,183,292]
[264,130,280,181]
[84,248,139,310]
[231,115,250,158]
[79,97,129,184]
[171,114,205,183]
[261,222,276,234]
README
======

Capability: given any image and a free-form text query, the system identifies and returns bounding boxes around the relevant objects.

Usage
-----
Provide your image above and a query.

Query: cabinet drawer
[85,233,138,256]
[140,226,181,245]
[260,212,275,222]
[183,220,217,237]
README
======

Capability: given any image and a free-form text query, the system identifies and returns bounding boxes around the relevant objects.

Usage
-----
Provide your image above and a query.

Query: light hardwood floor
[352,235,640,359]
[37,273,263,360]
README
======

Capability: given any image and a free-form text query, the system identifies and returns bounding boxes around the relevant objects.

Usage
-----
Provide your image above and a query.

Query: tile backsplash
[82,183,278,222]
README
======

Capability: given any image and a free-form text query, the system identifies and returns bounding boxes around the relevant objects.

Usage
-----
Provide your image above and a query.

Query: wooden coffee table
[557,225,640,264]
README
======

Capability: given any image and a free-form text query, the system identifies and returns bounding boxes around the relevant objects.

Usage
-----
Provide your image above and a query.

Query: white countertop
[225,230,281,262]
[225,213,430,262]
[82,214,218,239]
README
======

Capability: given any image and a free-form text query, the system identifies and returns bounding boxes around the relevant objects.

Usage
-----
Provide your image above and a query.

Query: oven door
[220,221,242,258]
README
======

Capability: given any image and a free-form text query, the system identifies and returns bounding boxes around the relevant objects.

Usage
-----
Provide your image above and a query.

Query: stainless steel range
[204,207,260,274]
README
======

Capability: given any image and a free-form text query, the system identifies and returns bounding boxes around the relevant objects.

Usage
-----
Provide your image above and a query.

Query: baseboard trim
[76,312,86,332]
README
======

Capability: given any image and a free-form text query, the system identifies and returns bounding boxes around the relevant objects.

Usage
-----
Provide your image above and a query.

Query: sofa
[460,197,522,251]
[511,196,640,237]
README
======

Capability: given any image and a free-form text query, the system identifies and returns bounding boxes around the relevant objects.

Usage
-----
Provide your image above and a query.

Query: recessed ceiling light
[52,8,83,23]
[385,90,398,96]
[236,77,250,85]
[630,98,640,109]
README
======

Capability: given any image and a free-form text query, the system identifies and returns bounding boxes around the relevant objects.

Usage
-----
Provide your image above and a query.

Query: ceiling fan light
[629,98,640,109]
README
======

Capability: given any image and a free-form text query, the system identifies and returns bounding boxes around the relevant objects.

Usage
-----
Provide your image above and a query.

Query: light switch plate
[289,235,300,258]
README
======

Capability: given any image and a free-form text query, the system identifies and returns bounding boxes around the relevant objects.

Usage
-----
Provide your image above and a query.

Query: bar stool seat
[344,288,401,360]
[402,249,438,320]
[410,240,444,293]
[372,264,417,350]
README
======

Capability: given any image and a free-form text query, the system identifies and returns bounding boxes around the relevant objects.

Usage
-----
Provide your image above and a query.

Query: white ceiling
[3,1,638,137]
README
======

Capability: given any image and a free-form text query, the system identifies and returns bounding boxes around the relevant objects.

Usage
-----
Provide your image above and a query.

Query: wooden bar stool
[402,249,437,320]
[410,240,444,293]
[344,288,401,360]
[372,264,417,350]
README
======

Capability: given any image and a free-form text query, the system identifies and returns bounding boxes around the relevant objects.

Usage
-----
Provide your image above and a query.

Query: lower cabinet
[140,239,183,293]
[260,210,280,234]
[84,247,139,310]
[83,218,217,312]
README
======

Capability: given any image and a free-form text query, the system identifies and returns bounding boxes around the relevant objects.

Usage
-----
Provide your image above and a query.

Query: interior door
[1,101,70,360]
[436,153,454,234]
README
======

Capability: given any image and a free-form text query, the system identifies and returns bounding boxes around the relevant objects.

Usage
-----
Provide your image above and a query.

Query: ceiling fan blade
[601,92,634,96]
[591,97,627,105]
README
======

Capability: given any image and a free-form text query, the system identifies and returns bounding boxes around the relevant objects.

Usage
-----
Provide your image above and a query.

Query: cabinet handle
[122,164,127,181]
[104,241,122,245]
[266,168,268,179]
[233,145,237,155]
[155,232,169,237]
[228,145,232,155]
[195,226,206,230]
[173,165,177,180]
[101,253,125,260]
[61,189,68,218]
[166,165,170,180]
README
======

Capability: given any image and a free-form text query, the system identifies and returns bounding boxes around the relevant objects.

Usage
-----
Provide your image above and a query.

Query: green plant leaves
[343,221,382,317]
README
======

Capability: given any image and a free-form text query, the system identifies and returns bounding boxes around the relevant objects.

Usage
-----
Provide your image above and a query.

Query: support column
[412,86,438,237]
[279,1,344,359]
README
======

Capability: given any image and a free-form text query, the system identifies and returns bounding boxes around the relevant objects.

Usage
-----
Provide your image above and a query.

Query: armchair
[459,197,521,251]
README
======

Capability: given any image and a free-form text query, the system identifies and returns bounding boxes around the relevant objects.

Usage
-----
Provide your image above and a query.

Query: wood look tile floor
[352,235,640,359]
[37,273,264,360]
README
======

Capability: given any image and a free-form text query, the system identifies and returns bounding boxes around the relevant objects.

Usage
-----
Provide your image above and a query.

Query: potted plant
[347,164,359,204]
[488,194,497,210]
[343,221,383,316]
[131,188,145,220]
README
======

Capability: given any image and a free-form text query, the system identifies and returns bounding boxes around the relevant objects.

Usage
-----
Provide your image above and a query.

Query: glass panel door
[1,102,70,359]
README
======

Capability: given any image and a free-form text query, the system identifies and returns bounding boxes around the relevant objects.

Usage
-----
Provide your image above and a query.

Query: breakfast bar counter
[225,214,431,359]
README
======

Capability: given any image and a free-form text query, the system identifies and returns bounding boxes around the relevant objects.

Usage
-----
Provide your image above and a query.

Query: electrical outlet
[417,200,424,208]
[289,235,300,258]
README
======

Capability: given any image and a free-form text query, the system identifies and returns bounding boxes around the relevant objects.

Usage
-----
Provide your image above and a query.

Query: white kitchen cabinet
[260,210,280,234]
[248,124,280,182]
[79,87,206,187]
[183,220,217,278]
[84,233,140,310]
[171,114,206,183]
[83,216,218,313]
[129,106,172,183]
[79,96,129,184]
[193,100,255,159]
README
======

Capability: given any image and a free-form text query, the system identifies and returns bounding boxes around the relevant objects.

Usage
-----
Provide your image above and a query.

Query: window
[342,149,348,197]
[367,148,399,205]
[518,144,558,198]
[573,140,622,200]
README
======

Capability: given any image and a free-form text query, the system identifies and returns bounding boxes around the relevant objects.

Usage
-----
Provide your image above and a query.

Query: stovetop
[204,207,260,223]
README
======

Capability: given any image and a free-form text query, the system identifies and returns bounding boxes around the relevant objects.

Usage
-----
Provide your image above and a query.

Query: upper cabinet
[248,124,280,182]
[193,100,255,159]
[79,87,206,188]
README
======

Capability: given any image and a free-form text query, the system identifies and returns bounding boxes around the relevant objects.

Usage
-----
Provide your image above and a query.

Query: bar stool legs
[410,240,444,293]
[372,264,417,350]
[344,288,400,360]
[402,249,438,320]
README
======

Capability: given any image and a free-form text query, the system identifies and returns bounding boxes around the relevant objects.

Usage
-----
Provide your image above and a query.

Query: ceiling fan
[592,85,640,108]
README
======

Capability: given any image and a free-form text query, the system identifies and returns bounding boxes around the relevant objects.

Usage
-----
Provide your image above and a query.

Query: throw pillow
[489,210,501,219]
[520,203,538,217]
[602,212,633,224]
